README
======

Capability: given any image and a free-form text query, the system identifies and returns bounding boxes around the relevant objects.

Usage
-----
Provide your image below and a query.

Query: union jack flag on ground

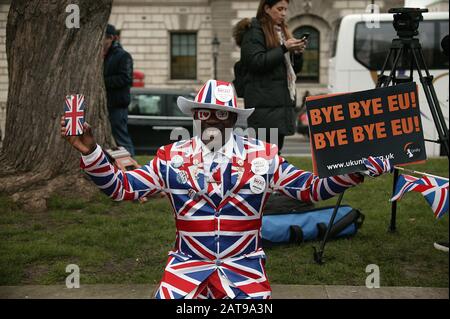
[64,94,85,136]
[391,174,449,219]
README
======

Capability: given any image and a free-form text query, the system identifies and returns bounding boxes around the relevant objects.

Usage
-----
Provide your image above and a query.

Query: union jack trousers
[80,134,363,299]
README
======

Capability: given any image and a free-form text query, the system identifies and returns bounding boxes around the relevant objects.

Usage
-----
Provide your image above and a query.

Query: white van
[328,12,449,157]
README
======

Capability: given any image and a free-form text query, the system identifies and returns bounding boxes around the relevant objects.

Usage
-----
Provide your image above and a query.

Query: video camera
[388,7,428,38]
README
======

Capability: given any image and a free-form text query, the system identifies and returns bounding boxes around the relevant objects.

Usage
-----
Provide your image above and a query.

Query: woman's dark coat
[240,18,303,135]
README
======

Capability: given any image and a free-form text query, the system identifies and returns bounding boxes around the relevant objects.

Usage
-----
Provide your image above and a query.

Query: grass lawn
[0,156,448,288]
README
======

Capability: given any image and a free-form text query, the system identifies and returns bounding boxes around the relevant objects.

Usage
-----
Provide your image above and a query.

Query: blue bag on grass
[261,205,364,245]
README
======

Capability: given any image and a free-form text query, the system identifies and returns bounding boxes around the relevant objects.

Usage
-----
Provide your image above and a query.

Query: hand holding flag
[363,156,394,177]
[60,115,97,155]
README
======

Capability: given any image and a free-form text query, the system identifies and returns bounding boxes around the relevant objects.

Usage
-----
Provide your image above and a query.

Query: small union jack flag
[64,94,85,136]
[391,174,449,219]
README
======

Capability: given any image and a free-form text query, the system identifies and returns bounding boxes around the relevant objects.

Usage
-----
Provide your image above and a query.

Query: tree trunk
[0,0,114,211]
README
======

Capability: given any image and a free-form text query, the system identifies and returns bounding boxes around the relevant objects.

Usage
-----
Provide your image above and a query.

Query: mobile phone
[300,32,310,40]
[64,94,86,136]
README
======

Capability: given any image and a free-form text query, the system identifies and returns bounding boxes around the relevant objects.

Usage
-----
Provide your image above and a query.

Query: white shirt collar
[201,133,234,160]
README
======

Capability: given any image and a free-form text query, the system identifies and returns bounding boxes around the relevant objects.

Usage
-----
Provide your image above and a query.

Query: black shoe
[434,241,449,253]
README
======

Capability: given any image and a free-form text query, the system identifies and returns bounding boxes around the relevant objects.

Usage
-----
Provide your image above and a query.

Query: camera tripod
[376,8,449,232]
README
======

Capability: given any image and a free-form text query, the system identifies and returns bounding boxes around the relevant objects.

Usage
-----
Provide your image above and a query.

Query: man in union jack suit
[60,79,392,299]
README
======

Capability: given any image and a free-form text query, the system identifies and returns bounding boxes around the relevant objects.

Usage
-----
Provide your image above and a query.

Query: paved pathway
[0,284,447,299]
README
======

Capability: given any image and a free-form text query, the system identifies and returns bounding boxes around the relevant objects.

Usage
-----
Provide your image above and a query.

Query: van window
[354,20,449,70]
[129,94,163,116]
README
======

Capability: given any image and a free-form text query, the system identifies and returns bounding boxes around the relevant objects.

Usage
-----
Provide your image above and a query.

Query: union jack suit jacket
[80,134,363,299]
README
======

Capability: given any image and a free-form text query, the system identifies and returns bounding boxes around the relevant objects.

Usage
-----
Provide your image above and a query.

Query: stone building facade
[107,0,403,90]
[1,0,448,140]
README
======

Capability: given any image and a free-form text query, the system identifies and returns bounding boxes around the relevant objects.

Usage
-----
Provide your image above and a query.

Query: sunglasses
[194,109,230,121]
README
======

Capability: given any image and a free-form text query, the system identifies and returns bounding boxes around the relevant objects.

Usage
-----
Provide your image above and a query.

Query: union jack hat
[177,79,254,126]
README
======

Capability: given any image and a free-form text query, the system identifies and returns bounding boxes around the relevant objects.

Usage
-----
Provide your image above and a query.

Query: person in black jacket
[240,0,307,152]
[103,24,135,157]
[232,18,251,98]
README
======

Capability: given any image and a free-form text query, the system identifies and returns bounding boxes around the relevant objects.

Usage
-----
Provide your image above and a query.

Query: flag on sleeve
[64,94,85,136]
[391,174,449,219]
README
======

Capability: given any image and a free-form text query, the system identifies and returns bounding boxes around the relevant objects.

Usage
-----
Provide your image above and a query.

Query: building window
[171,33,197,80]
[293,26,320,82]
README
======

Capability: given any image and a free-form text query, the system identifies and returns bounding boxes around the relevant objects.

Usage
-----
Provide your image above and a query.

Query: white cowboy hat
[177,79,254,127]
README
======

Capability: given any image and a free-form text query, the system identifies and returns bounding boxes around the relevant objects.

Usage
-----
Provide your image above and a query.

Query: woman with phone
[240,0,307,152]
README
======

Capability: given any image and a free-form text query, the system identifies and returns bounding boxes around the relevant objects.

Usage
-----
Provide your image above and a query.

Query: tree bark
[0,0,114,211]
